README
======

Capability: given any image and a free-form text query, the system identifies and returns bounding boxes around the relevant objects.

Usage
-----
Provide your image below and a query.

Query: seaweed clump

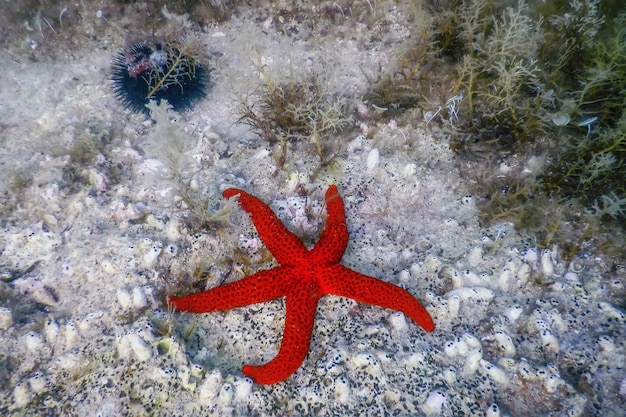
[357,0,626,255]
[236,60,353,168]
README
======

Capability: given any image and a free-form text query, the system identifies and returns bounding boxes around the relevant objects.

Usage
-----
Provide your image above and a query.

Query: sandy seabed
[0,1,624,416]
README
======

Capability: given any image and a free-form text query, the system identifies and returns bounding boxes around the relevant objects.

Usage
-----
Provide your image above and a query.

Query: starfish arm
[309,185,349,265]
[243,280,322,384]
[169,268,288,313]
[224,188,308,265]
[321,265,435,332]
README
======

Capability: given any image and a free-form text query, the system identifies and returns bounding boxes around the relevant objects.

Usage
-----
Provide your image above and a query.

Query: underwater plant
[418,0,626,254]
[362,3,441,118]
[236,60,353,167]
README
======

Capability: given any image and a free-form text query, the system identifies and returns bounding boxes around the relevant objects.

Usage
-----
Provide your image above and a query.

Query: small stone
[366,148,380,172]
[116,288,132,310]
[388,311,409,332]
[333,376,350,403]
[13,382,31,408]
[28,372,47,394]
[132,287,148,309]
[233,377,253,402]
[217,383,233,406]
[0,307,13,330]
[127,333,152,361]
[486,403,501,417]
[25,331,44,352]
[44,317,59,345]
[65,321,79,349]
[421,391,447,415]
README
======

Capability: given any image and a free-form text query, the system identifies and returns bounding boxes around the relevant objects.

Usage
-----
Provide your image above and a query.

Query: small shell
[0,307,13,330]
[333,376,350,403]
[217,383,233,406]
[366,148,380,172]
[233,377,253,402]
[421,391,447,415]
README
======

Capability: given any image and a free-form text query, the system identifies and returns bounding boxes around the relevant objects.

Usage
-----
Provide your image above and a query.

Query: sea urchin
[111,42,209,114]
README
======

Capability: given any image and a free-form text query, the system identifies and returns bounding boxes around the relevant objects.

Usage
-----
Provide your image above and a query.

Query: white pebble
[516,263,531,286]
[234,377,253,401]
[563,272,579,282]
[217,383,233,406]
[143,245,162,268]
[539,329,560,352]
[544,373,562,393]
[132,287,148,309]
[128,333,152,361]
[26,331,44,352]
[486,403,501,417]
[467,247,483,268]
[13,382,31,408]
[479,359,507,384]
[504,305,523,322]
[55,352,89,371]
[403,163,417,177]
[446,287,495,303]
[0,307,13,330]
[462,347,482,376]
[541,250,554,277]
[29,373,47,394]
[447,294,461,319]
[199,369,222,403]
[366,148,380,172]
[44,316,59,345]
[65,321,79,349]
[116,288,132,309]
[177,365,195,391]
[388,311,408,331]
[334,377,350,403]
[421,391,447,415]
[191,363,205,378]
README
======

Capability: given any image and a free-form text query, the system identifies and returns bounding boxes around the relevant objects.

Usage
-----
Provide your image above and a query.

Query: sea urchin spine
[111,42,209,114]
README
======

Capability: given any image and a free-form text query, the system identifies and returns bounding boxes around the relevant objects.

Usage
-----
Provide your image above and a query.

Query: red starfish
[169,185,435,384]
